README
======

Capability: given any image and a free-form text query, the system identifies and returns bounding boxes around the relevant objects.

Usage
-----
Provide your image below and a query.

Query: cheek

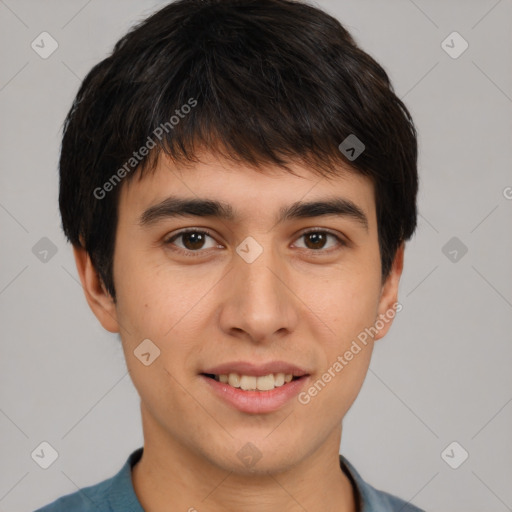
[306,263,382,343]
[113,254,221,376]
[295,332,373,442]
[112,248,184,334]
[307,259,381,414]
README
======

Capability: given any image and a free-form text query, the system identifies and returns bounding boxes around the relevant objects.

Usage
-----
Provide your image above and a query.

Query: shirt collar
[107,447,144,512]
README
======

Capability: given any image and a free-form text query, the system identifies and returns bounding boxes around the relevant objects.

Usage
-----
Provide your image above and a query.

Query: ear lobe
[373,242,405,341]
[72,245,120,333]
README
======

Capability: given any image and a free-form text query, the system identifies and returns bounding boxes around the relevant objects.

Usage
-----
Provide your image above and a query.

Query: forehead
[119,152,376,227]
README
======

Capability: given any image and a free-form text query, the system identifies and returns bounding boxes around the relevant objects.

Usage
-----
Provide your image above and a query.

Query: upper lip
[201,361,310,377]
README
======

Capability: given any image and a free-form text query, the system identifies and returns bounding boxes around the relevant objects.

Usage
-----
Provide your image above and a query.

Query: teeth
[274,373,285,387]
[214,372,295,391]
[255,374,274,391]
[240,375,257,390]
[228,373,240,387]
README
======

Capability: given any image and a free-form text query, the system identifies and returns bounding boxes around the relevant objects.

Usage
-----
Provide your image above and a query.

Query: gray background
[1,0,511,510]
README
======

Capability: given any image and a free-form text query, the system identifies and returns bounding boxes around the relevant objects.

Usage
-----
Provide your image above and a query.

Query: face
[78,151,403,475]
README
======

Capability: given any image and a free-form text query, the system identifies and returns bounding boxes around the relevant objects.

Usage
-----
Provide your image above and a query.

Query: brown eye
[179,231,207,250]
[304,232,327,250]
[165,229,219,255]
[294,230,345,252]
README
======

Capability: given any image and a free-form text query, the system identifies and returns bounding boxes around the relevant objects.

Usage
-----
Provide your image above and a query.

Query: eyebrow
[139,195,369,232]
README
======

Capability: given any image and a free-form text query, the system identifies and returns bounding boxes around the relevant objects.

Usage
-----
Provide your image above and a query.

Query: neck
[131,405,357,512]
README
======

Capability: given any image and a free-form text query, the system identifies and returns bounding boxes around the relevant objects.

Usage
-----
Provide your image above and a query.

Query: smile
[199,361,310,414]
[204,372,297,391]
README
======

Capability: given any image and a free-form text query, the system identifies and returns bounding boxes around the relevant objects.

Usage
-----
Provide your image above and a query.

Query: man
[36,0,423,510]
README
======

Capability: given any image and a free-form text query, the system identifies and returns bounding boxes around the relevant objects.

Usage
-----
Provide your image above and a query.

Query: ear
[373,242,405,341]
[72,245,120,333]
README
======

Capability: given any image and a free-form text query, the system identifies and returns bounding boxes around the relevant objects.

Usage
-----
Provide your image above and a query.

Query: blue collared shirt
[34,447,424,511]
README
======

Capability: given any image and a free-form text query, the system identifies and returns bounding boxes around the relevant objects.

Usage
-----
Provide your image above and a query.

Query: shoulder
[33,475,115,512]
[33,448,144,512]
[339,455,425,512]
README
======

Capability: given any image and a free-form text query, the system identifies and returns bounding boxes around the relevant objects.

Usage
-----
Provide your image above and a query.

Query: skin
[74,151,404,512]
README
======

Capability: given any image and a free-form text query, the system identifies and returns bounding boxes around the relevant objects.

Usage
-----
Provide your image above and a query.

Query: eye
[164,229,220,256]
[164,228,346,257]
[293,229,346,252]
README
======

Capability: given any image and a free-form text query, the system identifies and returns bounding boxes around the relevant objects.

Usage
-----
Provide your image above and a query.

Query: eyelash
[163,228,347,258]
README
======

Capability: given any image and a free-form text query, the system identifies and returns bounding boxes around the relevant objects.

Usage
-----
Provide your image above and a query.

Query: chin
[200,435,304,476]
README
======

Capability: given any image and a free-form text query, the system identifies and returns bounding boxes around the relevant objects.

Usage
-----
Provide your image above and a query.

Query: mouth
[201,372,302,391]
[199,362,310,414]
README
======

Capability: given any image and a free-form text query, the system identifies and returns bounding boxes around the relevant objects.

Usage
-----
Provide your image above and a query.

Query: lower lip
[201,375,310,414]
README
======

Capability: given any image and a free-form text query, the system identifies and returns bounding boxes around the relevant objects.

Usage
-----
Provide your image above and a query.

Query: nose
[218,239,300,345]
